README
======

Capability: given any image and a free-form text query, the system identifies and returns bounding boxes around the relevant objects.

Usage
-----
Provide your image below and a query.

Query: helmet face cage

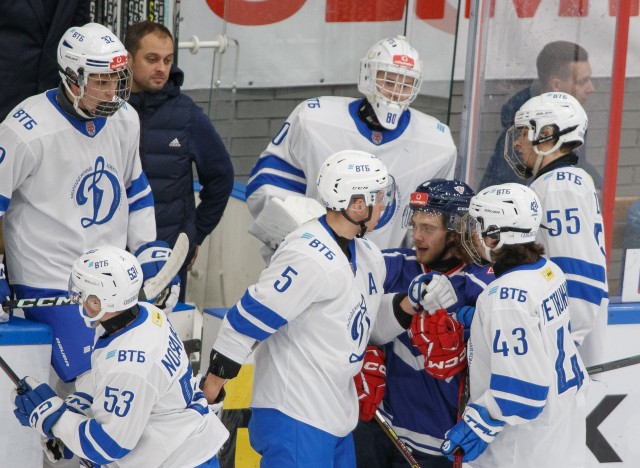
[358,36,423,130]
[402,179,474,231]
[317,150,394,212]
[68,246,143,326]
[58,23,132,118]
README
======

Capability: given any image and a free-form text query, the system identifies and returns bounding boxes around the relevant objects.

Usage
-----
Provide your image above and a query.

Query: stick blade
[140,233,189,301]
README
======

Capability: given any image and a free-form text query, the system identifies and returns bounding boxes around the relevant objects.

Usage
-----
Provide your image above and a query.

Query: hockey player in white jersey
[0,23,179,382]
[202,150,419,467]
[12,246,228,467]
[441,183,588,467]
[505,92,608,366]
[246,35,456,259]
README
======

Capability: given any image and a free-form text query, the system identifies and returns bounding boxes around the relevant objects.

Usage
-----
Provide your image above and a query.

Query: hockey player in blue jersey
[202,150,423,467]
[12,246,228,467]
[441,183,588,467]
[352,179,494,467]
[504,92,608,366]
[0,23,179,383]
[246,35,456,260]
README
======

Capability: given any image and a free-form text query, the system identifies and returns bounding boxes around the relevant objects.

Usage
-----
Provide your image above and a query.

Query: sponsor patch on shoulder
[541,267,554,281]
[152,310,163,327]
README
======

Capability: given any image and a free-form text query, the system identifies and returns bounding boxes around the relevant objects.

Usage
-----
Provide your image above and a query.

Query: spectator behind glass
[125,21,234,302]
[479,40,600,190]
[0,0,90,121]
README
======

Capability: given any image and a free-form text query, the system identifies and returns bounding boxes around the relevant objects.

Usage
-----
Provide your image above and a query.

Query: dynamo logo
[74,156,121,228]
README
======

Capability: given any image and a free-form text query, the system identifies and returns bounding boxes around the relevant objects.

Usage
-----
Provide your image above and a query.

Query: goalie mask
[57,23,132,118]
[402,178,474,232]
[358,35,423,130]
[317,150,395,235]
[504,92,588,177]
[69,246,142,326]
[460,183,541,265]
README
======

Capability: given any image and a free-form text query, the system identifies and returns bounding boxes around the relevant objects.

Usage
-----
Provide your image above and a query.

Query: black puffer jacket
[128,65,234,261]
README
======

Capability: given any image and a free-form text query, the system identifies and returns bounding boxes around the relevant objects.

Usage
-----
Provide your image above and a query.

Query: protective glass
[459,213,487,265]
[503,125,529,178]
[370,175,397,213]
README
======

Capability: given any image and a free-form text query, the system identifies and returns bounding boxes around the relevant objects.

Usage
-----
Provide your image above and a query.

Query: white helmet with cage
[460,183,541,264]
[317,150,395,212]
[504,92,588,177]
[358,35,423,130]
[57,23,132,118]
[68,246,142,326]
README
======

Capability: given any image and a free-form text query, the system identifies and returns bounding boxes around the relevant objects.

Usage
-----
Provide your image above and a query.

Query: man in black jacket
[125,21,234,301]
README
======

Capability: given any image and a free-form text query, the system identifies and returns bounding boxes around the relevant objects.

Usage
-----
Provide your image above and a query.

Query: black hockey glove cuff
[392,293,413,329]
[208,349,242,380]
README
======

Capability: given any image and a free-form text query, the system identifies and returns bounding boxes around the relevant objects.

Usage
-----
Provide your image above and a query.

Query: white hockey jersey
[531,162,608,364]
[0,89,156,290]
[246,96,456,249]
[467,257,588,468]
[53,304,229,467]
[214,216,389,436]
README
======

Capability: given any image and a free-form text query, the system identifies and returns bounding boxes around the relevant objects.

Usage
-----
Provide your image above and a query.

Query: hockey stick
[453,366,470,468]
[587,353,640,376]
[0,354,94,467]
[374,410,421,468]
[2,233,189,312]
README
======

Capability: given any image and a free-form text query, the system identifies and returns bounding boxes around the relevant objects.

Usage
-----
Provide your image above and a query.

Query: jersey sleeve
[52,369,159,465]
[213,242,330,364]
[473,292,551,426]
[245,100,311,218]
[0,124,39,217]
[122,114,157,253]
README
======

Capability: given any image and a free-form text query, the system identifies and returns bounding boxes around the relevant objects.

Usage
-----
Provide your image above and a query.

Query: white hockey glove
[135,241,181,313]
[12,377,67,439]
[0,254,11,323]
[408,273,458,314]
[441,403,505,462]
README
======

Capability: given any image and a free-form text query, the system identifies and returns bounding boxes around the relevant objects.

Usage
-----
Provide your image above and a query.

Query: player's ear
[348,197,367,213]
[548,76,562,92]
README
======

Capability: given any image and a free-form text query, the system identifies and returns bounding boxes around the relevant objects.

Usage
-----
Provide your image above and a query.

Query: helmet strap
[340,207,372,238]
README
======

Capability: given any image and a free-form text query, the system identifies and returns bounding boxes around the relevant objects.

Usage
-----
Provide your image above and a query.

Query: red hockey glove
[354,346,386,421]
[409,309,467,380]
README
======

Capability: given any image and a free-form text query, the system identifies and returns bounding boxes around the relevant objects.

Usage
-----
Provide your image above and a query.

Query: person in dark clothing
[479,40,601,190]
[0,0,90,121]
[125,21,234,301]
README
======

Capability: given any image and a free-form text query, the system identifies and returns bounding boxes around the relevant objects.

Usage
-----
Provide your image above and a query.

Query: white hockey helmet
[68,246,142,326]
[505,92,588,177]
[317,150,395,212]
[460,183,541,264]
[57,23,132,118]
[358,35,423,130]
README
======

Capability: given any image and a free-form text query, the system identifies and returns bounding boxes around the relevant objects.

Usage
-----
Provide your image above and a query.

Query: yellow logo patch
[152,310,163,327]
[541,267,554,281]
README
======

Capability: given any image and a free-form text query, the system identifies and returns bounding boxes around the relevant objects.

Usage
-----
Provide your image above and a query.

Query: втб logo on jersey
[348,294,371,363]
[73,156,121,228]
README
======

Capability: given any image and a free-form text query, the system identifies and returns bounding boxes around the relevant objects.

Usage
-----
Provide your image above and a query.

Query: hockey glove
[0,254,11,323]
[441,403,505,462]
[455,305,476,341]
[354,346,386,421]
[408,273,458,314]
[65,391,93,415]
[135,241,181,313]
[408,309,467,379]
[41,437,74,463]
[12,377,67,439]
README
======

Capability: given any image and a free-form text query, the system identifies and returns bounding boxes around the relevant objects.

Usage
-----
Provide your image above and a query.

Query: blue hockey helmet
[402,178,474,230]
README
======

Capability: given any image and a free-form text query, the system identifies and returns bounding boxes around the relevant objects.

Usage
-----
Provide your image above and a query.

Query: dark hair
[124,21,173,56]
[536,41,589,86]
[491,242,545,276]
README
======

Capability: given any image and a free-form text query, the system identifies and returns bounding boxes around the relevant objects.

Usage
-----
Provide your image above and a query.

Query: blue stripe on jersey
[245,173,307,199]
[0,193,9,214]
[551,256,606,283]
[45,89,107,137]
[129,192,154,212]
[249,154,306,179]
[494,396,544,420]
[490,373,549,401]
[127,173,151,198]
[227,305,271,341]
[240,290,288,330]
[566,279,608,305]
[79,420,130,464]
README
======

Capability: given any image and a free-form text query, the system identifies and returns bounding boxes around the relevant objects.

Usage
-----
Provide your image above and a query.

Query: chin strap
[340,207,373,238]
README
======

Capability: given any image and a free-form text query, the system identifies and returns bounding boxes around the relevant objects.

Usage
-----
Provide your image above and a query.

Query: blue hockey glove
[65,391,93,415]
[408,273,433,313]
[441,403,505,462]
[12,377,67,439]
[135,241,181,312]
[455,306,476,341]
[0,254,11,323]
